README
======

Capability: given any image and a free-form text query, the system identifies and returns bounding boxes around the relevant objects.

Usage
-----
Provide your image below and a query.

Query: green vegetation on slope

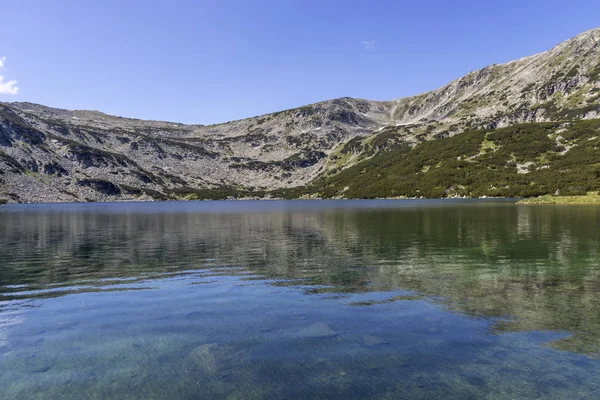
[281,119,600,199]
[518,193,600,204]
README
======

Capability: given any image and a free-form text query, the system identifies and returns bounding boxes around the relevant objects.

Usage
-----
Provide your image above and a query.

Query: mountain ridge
[7,28,598,127]
[1,27,599,203]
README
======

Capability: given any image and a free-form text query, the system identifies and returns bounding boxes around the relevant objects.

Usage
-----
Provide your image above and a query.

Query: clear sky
[0,0,599,124]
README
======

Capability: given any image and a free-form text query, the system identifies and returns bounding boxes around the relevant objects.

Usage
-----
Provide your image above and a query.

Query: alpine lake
[1,199,600,399]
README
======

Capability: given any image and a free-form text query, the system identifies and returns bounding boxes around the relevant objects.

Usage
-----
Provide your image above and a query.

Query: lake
[1,199,600,399]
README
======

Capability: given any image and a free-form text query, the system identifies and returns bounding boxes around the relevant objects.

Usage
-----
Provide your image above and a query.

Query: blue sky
[0,0,599,124]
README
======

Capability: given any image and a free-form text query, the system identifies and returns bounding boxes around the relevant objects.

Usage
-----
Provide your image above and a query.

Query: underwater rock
[363,335,388,347]
[298,323,337,338]
[412,374,440,389]
[463,373,486,387]
[188,343,241,376]
[184,311,204,320]
[30,366,51,373]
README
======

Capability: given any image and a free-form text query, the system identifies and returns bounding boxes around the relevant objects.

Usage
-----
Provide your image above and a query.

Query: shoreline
[517,194,600,205]
[0,196,515,206]
[4,195,600,206]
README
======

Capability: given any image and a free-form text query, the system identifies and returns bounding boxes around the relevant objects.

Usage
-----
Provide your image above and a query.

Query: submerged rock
[188,343,243,376]
[30,366,51,373]
[184,311,204,320]
[363,335,388,347]
[298,323,337,338]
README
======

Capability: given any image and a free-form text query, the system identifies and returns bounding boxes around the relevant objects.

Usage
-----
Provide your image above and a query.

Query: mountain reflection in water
[1,200,599,399]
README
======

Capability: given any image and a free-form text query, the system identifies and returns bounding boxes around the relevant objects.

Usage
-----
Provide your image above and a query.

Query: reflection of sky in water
[1,200,600,399]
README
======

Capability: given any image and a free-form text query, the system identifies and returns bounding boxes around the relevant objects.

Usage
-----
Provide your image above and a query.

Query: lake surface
[1,199,600,399]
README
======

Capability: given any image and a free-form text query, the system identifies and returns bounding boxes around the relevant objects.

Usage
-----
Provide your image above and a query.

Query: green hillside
[286,119,600,199]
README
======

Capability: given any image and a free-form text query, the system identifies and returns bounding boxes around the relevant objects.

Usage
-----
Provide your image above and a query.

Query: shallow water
[1,199,600,399]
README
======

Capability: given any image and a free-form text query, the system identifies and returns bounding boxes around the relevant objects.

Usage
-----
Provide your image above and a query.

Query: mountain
[1,28,600,203]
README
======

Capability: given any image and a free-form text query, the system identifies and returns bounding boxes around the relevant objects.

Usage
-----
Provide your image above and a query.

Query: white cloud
[0,56,19,95]
[361,40,376,51]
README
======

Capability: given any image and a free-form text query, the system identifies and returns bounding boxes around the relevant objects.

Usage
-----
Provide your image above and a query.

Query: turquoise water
[1,199,600,399]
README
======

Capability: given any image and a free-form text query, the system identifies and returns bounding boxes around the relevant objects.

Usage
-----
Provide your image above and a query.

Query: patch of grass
[565,66,579,79]
[588,65,600,82]
[480,135,500,152]
[119,184,171,201]
[168,186,265,200]
[339,137,364,154]
[558,105,599,120]
[518,192,600,204]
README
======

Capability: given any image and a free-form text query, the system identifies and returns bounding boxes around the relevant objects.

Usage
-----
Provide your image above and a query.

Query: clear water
[1,199,600,399]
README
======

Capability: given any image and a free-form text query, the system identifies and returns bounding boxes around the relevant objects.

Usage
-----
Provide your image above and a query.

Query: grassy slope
[518,193,600,204]
[278,119,600,199]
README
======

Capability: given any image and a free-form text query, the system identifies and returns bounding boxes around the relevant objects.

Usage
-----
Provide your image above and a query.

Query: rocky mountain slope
[1,28,599,203]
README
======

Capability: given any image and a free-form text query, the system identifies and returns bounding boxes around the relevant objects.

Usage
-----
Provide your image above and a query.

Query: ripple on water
[0,200,599,399]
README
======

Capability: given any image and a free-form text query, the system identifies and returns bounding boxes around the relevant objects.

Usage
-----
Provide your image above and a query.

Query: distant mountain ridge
[1,27,599,203]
